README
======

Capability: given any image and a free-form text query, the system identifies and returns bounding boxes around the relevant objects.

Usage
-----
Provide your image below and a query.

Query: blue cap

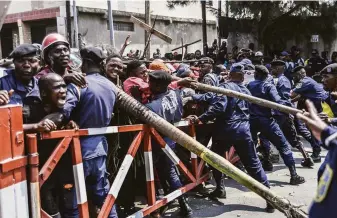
[9,44,40,59]
[230,63,244,73]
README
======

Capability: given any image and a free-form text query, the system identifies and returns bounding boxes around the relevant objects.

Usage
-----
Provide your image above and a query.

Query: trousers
[82,156,118,218]
[294,117,321,152]
[211,123,269,191]
[250,117,295,167]
[274,115,301,148]
[153,141,183,191]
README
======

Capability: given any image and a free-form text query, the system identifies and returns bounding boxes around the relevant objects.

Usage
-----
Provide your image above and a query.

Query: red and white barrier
[0,106,29,218]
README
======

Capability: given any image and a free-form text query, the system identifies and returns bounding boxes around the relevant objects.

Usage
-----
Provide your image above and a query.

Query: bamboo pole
[116,89,307,218]
[192,82,303,115]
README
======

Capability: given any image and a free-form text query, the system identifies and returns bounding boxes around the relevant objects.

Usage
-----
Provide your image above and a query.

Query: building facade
[0,0,219,58]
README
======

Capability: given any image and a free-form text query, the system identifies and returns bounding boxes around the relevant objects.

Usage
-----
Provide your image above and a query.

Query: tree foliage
[166,0,337,54]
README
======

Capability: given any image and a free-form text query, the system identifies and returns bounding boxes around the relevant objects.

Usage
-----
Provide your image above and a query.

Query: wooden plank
[130,16,172,44]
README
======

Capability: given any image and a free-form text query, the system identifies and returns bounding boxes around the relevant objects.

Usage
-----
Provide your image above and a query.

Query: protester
[105,53,125,86]
[37,33,87,88]
[23,73,78,218]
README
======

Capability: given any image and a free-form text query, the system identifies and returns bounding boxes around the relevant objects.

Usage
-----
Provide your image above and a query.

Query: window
[107,21,134,32]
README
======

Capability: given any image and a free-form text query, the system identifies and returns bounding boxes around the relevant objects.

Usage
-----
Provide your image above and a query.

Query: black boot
[265,202,275,213]
[209,188,227,199]
[311,150,321,163]
[289,165,305,185]
[178,196,192,217]
[262,150,273,171]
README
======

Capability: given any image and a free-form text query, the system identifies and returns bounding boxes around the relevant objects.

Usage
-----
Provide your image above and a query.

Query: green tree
[167,0,337,54]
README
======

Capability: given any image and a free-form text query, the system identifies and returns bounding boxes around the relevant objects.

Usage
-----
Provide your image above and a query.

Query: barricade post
[0,105,29,218]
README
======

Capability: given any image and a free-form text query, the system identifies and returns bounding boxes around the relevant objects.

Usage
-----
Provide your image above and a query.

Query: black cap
[312,49,318,54]
[255,65,269,76]
[80,47,106,65]
[320,63,337,75]
[270,60,286,66]
[9,44,40,60]
[291,66,305,74]
[149,70,172,86]
[198,57,214,65]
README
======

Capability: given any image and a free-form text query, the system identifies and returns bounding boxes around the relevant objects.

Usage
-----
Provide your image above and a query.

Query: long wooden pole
[193,82,303,115]
[117,89,307,218]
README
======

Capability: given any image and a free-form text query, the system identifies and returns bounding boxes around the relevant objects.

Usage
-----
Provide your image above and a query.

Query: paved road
[162,142,324,218]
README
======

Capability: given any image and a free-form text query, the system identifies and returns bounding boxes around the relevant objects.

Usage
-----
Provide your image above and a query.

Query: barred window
[108,21,134,32]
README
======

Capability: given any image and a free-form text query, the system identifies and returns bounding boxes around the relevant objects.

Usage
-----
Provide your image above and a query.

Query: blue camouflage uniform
[197,81,269,191]
[273,74,301,148]
[309,126,337,218]
[292,76,328,113]
[63,72,118,218]
[292,76,328,153]
[146,89,184,190]
[202,72,219,87]
[247,79,296,168]
[0,69,40,105]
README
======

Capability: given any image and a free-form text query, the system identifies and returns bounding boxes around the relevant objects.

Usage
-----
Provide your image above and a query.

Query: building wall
[78,12,217,56]
[73,0,217,21]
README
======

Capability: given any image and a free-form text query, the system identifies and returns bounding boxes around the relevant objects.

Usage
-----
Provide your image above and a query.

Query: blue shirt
[292,76,328,112]
[146,90,183,147]
[273,74,293,116]
[309,126,337,218]
[146,90,183,123]
[247,79,286,118]
[202,72,219,87]
[197,81,251,141]
[63,72,117,160]
[0,70,40,105]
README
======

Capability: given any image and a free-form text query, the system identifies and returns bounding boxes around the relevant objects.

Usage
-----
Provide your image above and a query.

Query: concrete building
[0,0,219,58]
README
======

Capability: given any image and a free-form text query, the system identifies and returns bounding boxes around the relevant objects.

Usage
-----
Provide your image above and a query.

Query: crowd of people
[0,32,336,218]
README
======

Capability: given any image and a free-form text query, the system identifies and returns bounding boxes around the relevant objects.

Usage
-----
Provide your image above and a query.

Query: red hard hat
[41,33,69,60]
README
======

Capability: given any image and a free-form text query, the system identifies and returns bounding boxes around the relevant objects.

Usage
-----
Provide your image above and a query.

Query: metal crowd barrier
[0,105,239,218]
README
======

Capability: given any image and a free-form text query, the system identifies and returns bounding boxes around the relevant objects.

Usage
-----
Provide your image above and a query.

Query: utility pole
[145,0,151,59]
[73,0,79,48]
[226,0,229,17]
[201,0,207,55]
[218,0,221,49]
[66,0,72,47]
[107,0,115,47]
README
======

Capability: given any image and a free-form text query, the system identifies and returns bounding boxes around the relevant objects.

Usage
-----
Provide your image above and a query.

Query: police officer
[146,71,193,217]
[62,47,118,217]
[291,66,328,162]
[0,44,40,106]
[23,73,78,218]
[187,64,275,213]
[37,33,87,88]
[296,100,336,218]
[198,57,219,87]
[306,49,328,78]
[248,65,305,185]
[271,60,310,155]
[320,63,337,125]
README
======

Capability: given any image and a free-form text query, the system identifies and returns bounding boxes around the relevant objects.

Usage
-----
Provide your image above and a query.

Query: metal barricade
[25,120,216,218]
